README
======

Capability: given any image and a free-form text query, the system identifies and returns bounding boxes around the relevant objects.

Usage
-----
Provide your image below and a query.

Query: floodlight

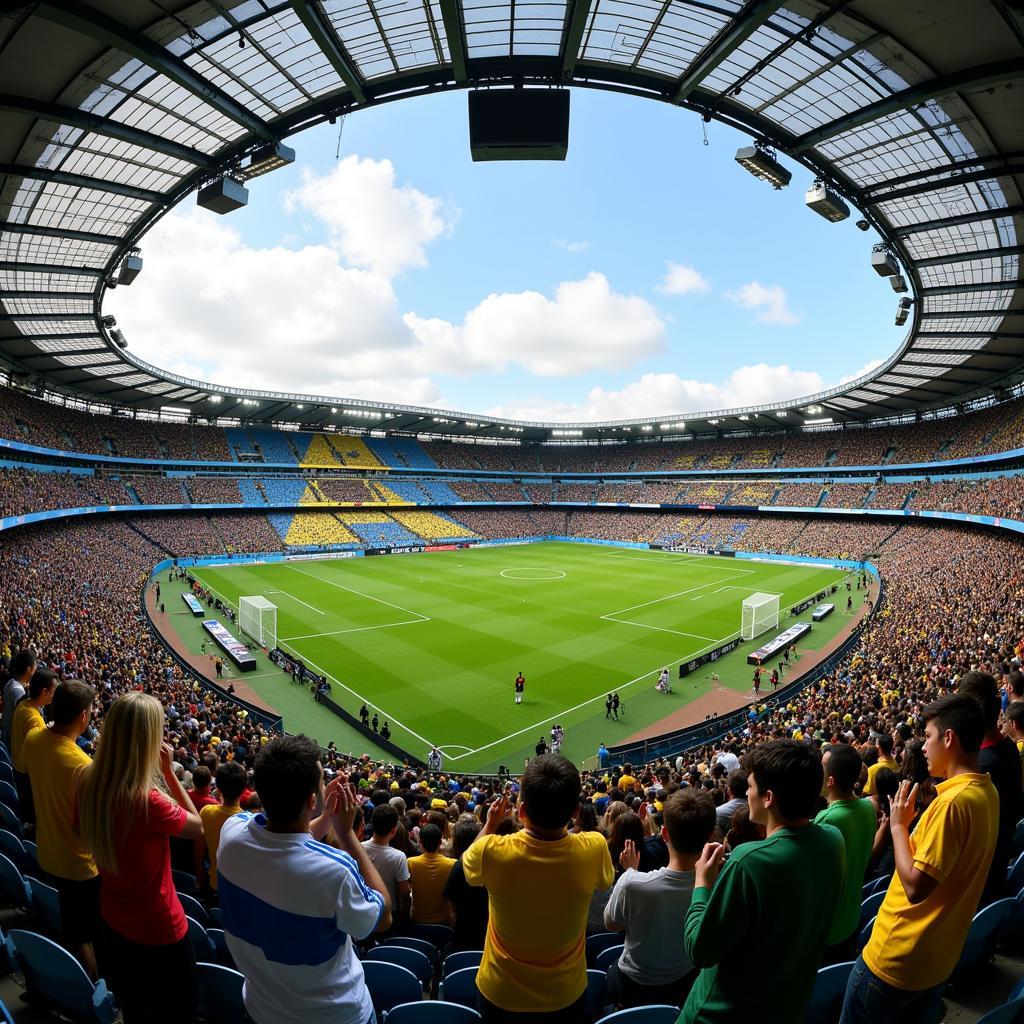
[117,249,143,285]
[101,315,116,328]
[734,143,791,189]
[895,306,909,326]
[110,329,127,349]
[890,275,908,293]
[197,177,249,214]
[898,297,913,310]
[856,219,870,231]
[234,141,296,181]
[805,180,849,222]
[871,245,899,277]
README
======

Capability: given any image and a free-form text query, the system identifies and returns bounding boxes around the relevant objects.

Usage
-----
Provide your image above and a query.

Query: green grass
[187,542,853,771]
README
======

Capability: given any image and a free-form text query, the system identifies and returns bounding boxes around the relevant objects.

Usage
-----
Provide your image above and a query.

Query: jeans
[839,956,945,1024]
[477,987,587,1024]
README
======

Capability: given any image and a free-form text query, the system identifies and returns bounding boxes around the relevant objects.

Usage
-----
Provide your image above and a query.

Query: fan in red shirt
[78,692,204,1024]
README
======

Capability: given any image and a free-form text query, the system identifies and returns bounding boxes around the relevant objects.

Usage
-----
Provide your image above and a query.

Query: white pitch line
[601,572,751,618]
[690,595,705,602]
[265,588,325,615]
[286,563,431,622]
[281,618,427,642]
[605,620,718,641]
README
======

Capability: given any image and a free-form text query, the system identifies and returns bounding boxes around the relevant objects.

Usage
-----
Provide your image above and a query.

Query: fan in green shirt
[814,744,878,954]
[678,740,845,1024]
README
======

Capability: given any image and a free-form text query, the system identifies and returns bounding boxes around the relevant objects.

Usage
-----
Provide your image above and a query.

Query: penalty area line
[287,564,431,623]
[264,588,325,615]
[280,618,427,642]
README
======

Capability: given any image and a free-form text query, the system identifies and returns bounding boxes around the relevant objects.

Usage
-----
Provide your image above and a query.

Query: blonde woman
[79,692,203,1023]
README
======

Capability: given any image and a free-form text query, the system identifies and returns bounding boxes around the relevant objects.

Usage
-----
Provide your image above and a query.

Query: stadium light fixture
[161,406,191,415]
[210,395,223,403]
[110,329,127,349]
[734,143,791,189]
[234,141,296,181]
[805,180,850,222]
[804,417,833,424]
[890,275,908,293]
[641,425,653,431]
[197,176,249,214]
[895,306,909,326]
[805,405,824,415]
[331,406,337,413]
[871,244,900,277]
[117,248,143,285]
[776,411,788,418]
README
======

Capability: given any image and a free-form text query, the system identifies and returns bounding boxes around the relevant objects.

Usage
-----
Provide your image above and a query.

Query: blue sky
[110,87,896,421]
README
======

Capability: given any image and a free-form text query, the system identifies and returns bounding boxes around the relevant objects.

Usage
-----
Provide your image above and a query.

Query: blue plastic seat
[955,898,1014,975]
[1011,818,1024,860]
[207,928,237,969]
[859,891,885,930]
[408,922,454,951]
[0,763,13,785]
[367,944,433,989]
[384,1001,481,1024]
[977,997,1024,1024]
[0,805,22,841]
[0,783,18,814]
[21,839,38,871]
[186,916,216,961]
[0,852,30,911]
[208,905,224,929]
[25,875,62,936]
[1010,975,1024,1002]
[595,944,625,975]
[594,1006,680,1024]
[0,744,11,767]
[442,950,483,979]
[585,969,608,1022]
[197,962,248,1024]
[5,929,115,1024]
[440,966,479,1009]
[385,935,441,965]
[804,961,856,1024]
[178,891,210,927]
[858,915,877,952]
[1007,850,1024,897]
[173,869,199,897]
[0,994,13,1024]
[867,874,891,896]
[0,830,28,871]
[363,961,423,1018]
[586,932,622,968]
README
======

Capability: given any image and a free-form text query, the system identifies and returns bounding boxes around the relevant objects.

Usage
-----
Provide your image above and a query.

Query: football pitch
[191,542,851,771]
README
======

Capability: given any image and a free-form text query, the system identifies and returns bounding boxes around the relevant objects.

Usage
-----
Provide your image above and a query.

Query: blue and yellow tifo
[191,542,850,772]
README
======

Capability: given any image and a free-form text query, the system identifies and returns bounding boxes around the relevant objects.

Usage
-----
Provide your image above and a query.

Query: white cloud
[487,362,832,421]
[552,239,590,253]
[659,262,710,295]
[285,156,453,279]
[725,281,800,325]
[840,358,884,384]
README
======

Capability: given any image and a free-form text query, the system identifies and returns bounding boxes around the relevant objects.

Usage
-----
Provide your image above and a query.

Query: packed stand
[129,477,187,505]
[130,514,229,556]
[185,477,243,504]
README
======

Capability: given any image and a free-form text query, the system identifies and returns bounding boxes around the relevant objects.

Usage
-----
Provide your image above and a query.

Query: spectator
[1003,700,1024,764]
[187,765,218,811]
[840,695,999,1024]
[958,670,1022,904]
[444,816,490,951]
[199,761,248,898]
[408,823,455,924]
[11,666,58,821]
[78,692,204,1024]
[714,771,747,837]
[22,679,98,977]
[363,803,412,926]
[679,740,844,1024]
[604,789,716,1008]
[463,756,614,1023]
[863,734,897,796]
[217,735,392,1024]
[815,744,877,963]
[1,647,35,750]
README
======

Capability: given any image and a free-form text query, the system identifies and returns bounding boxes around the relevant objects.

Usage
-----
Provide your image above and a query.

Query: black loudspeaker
[468,90,570,162]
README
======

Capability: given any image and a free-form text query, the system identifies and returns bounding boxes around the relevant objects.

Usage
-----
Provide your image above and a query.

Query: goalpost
[741,593,780,641]
[239,596,277,649]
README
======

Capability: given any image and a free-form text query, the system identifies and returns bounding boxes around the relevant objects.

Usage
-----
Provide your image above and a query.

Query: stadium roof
[0,0,1021,441]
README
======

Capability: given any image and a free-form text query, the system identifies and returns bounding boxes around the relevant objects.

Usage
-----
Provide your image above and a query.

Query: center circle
[499,568,567,581]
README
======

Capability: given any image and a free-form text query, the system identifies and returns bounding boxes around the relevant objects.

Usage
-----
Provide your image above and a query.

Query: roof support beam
[862,150,1024,194]
[0,313,95,323]
[791,60,1024,153]
[672,0,788,103]
[0,291,91,300]
[19,349,110,362]
[893,204,1024,236]
[437,0,468,84]
[920,308,1024,319]
[0,222,121,246]
[0,94,216,170]
[921,280,1023,297]
[0,164,164,203]
[914,244,1024,269]
[36,1,275,140]
[0,261,102,277]
[559,0,593,79]
[868,164,1024,205]
[290,1,368,103]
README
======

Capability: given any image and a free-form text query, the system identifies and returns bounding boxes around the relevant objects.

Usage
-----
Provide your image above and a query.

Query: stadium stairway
[338,512,422,547]
[378,480,429,503]
[259,478,307,504]
[382,436,437,469]
[390,510,479,541]
[329,435,383,468]
[302,434,340,467]
[237,479,265,505]
[250,429,298,465]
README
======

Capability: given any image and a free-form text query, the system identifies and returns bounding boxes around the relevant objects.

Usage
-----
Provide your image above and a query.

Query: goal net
[741,593,780,641]
[239,596,277,649]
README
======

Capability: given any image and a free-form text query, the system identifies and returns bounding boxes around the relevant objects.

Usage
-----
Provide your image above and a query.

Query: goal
[741,593,780,641]
[239,596,277,649]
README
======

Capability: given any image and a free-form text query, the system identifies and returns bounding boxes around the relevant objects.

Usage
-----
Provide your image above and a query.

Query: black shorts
[52,873,101,945]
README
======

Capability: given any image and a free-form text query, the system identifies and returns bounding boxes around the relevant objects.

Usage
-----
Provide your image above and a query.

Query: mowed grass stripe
[194,543,849,769]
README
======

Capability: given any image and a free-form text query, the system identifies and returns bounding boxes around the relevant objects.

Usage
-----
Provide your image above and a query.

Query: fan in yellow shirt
[199,761,248,893]
[10,668,58,824]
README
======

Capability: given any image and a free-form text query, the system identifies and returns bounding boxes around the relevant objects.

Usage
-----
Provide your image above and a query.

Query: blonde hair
[79,692,165,874]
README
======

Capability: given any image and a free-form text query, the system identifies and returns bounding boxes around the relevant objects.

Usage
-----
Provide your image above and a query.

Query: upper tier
[4,384,1024,472]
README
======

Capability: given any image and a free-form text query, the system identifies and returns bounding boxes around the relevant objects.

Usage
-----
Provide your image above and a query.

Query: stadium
[0,0,1023,1022]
